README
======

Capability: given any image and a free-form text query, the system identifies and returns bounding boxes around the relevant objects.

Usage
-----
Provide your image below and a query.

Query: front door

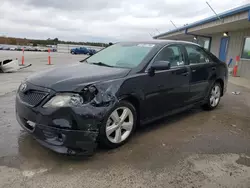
[142,45,190,120]
[219,37,229,62]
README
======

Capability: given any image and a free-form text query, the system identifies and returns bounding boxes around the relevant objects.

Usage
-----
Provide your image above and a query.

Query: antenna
[155,29,160,34]
[170,20,178,29]
[206,1,222,22]
[149,33,153,37]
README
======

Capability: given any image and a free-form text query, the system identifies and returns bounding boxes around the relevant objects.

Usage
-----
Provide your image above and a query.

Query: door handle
[181,72,189,76]
[192,69,196,73]
[212,67,216,71]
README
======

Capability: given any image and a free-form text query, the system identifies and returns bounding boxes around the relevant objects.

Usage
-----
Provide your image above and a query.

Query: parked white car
[9,47,17,51]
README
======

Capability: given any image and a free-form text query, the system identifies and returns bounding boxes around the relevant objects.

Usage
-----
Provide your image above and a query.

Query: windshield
[86,43,155,68]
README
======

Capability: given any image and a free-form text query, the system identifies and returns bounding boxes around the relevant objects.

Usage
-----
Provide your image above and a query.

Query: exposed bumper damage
[17,114,98,155]
[0,59,31,73]
[15,80,122,155]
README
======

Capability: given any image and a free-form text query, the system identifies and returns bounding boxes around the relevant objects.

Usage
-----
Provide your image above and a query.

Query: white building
[154,4,250,79]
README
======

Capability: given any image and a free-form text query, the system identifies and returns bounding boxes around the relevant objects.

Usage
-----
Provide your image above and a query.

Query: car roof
[118,40,200,46]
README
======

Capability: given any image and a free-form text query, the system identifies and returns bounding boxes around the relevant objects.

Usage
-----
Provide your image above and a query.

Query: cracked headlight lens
[43,93,83,108]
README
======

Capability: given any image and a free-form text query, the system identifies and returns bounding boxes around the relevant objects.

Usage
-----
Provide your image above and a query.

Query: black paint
[16,40,228,155]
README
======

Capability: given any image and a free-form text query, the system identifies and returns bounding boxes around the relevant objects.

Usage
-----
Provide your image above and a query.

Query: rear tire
[99,101,137,149]
[202,82,222,110]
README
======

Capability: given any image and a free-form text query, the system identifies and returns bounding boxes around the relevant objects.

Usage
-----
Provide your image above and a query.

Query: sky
[0,0,249,43]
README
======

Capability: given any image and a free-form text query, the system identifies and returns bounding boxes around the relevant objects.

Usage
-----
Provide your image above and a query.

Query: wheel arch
[205,77,225,100]
[215,78,224,96]
[119,95,141,122]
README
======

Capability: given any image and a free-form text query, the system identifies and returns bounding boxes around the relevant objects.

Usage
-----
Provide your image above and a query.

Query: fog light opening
[57,133,64,142]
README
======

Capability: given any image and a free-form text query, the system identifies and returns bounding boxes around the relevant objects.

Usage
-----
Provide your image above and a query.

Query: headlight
[43,93,83,108]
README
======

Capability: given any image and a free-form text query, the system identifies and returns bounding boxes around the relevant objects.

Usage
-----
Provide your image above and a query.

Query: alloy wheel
[210,85,221,107]
[106,107,134,144]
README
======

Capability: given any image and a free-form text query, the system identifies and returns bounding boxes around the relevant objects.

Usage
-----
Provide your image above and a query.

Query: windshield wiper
[79,59,88,63]
[92,62,114,67]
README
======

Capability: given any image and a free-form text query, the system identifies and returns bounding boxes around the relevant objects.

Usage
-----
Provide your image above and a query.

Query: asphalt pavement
[0,51,250,188]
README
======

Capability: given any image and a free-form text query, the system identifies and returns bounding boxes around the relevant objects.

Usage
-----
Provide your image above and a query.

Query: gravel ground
[0,51,250,188]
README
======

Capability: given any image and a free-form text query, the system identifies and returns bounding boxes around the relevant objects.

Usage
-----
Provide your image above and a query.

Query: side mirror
[151,61,170,70]
[148,61,170,76]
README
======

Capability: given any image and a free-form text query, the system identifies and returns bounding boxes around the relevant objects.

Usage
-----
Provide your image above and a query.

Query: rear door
[184,44,217,103]
[142,44,190,119]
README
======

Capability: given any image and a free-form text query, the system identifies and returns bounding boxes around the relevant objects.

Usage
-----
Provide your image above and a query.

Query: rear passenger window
[185,45,211,64]
[154,45,184,67]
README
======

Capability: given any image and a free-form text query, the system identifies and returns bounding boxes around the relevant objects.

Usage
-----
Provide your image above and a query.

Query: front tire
[202,82,222,110]
[99,101,137,149]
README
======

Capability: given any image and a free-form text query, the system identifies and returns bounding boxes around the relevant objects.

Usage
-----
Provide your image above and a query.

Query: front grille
[19,90,48,106]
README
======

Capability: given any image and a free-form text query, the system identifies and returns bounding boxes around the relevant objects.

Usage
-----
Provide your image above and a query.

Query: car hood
[26,63,130,91]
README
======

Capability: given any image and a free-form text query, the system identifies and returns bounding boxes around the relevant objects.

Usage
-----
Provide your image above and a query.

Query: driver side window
[154,45,184,67]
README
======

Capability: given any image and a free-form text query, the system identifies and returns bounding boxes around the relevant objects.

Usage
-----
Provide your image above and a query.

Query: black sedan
[16,40,228,155]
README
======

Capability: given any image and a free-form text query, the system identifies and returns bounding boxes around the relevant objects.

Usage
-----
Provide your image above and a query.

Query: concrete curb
[229,77,250,90]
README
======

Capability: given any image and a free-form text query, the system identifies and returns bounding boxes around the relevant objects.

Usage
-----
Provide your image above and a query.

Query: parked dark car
[88,48,97,55]
[16,40,228,155]
[51,48,57,52]
[70,47,89,55]
[16,47,23,51]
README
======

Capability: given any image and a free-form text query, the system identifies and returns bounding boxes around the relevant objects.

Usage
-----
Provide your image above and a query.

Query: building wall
[210,34,221,57]
[210,29,250,79]
[228,29,250,79]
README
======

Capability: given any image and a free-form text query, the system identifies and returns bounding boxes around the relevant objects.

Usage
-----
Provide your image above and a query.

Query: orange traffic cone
[47,48,51,65]
[233,56,240,77]
[21,48,25,66]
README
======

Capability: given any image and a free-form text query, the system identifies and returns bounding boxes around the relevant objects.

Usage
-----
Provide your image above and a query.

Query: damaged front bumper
[16,114,98,155]
[15,80,120,155]
[15,84,105,156]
